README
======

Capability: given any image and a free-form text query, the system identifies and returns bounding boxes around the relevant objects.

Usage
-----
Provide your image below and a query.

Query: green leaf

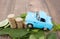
[39,36,44,39]
[0,28,10,35]
[53,24,60,31]
[20,33,30,39]
[0,19,9,27]
[46,32,57,39]
[38,31,45,39]
[35,31,45,39]
[20,13,27,21]
[30,30,45,39]
[32,29,39,32]
[0,27,3,30]
[12,37,17,39]
[9,28,29,38]
[0,28,29,38]
[20,13,27,18]
[29,34,37,39]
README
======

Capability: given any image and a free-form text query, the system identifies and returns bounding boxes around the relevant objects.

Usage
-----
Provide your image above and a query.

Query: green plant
[53,22,60,31]
[20,13,27,21]
[0,13,58,39]
[0,28,29,39]
[46,32,57,39]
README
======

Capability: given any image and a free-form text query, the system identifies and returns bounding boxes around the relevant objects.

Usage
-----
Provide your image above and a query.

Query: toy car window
[40,18,46,22]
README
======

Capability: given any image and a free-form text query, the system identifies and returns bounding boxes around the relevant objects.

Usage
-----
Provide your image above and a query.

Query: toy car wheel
[27,23,33,28]
[47,28,51,31]
[43,28,47,30]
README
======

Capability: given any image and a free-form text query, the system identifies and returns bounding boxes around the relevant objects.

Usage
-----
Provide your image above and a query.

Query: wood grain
[0,0,60,39]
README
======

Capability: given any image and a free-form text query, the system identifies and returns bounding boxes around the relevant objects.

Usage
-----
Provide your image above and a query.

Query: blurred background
[0,0,60,39]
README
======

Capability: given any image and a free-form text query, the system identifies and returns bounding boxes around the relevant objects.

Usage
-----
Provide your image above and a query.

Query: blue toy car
[25,11,53,30]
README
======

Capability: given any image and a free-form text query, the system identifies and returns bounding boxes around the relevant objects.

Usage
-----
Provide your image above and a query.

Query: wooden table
[0,0,60,39]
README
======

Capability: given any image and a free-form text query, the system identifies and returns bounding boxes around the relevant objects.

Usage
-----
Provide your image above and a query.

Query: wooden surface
[0,0,60,39]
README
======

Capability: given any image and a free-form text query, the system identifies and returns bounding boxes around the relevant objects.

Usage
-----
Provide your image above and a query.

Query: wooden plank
[0,0,60,39]
[46,0,60,24]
